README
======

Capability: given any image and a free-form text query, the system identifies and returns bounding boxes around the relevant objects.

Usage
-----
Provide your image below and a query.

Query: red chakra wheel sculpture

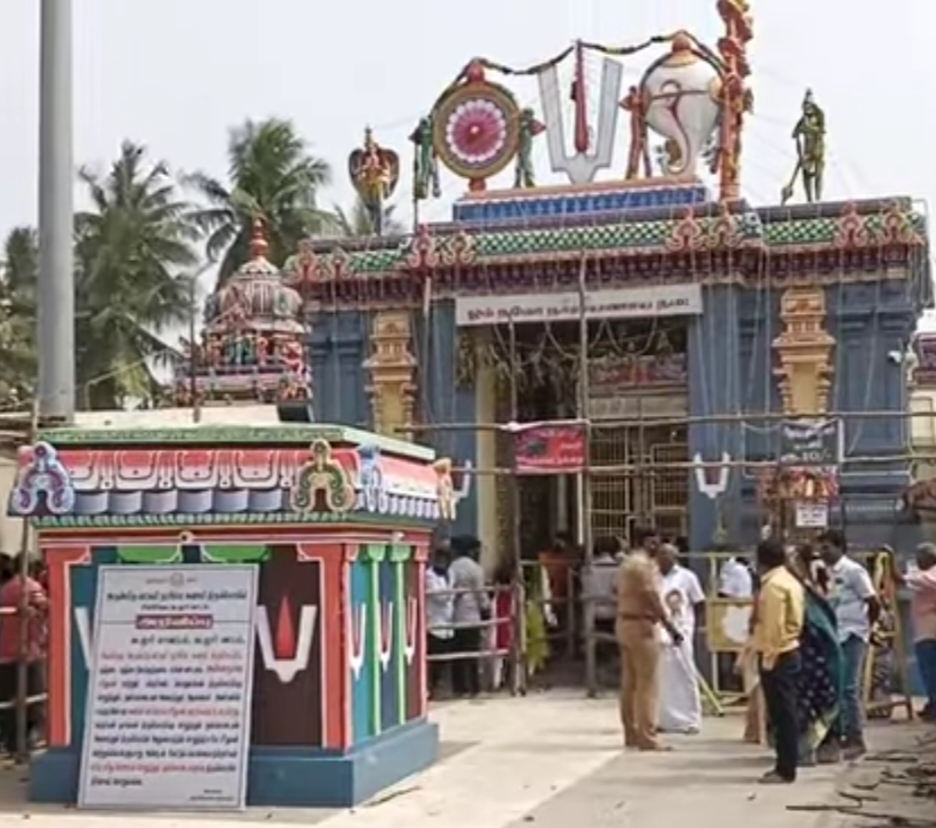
[431,67,520,189]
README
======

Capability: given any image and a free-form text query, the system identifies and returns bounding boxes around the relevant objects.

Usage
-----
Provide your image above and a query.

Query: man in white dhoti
[657,544,706,734]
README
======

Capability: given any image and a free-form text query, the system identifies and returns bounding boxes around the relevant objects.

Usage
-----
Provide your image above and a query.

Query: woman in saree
[790,546,843,766]
[524,565,552,677]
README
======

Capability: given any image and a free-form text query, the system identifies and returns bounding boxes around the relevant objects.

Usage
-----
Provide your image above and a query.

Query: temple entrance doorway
[490,318,691,557]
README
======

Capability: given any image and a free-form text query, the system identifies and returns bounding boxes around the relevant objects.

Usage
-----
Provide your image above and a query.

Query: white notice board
[794,502,829,529]
[78,564,259,810]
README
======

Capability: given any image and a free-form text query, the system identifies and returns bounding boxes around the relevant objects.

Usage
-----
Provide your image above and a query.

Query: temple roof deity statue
[348,127,400,236]
[163,219,311,408]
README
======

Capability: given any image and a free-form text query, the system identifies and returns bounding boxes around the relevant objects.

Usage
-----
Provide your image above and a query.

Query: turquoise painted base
[30,720,439,808]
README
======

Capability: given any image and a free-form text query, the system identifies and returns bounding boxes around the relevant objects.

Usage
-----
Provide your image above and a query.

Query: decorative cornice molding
[279,208,927,313]
[292,199,925,274]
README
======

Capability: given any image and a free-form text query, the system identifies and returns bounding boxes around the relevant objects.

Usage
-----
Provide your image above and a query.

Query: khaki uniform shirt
[616,551,666,639]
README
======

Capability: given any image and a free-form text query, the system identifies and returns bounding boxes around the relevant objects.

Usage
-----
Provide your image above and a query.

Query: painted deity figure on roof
[410,116,441,201]
[513,108,545,189]
[348,128,400,235]
[782,89,825,204]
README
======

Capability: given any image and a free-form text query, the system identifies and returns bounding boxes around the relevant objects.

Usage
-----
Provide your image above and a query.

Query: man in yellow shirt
[753,539,805,783]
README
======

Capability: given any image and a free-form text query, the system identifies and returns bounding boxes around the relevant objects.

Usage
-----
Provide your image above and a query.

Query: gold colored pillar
[772,287,836,415]
[364,311,416,439]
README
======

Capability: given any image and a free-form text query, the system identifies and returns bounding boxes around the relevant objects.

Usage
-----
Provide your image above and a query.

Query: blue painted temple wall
[308,311,370,427]
[688,285,744,552]
[307,280,916,553]
[826,281,917,549]
[689,279,922,692]
[308,304,477,538]
[689,281,918,551]
[417,302,478,538]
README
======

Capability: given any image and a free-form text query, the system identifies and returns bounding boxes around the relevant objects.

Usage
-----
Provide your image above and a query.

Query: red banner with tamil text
[512,423,586,475]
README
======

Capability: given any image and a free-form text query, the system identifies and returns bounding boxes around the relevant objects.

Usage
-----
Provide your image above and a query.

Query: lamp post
[37,0,75,424]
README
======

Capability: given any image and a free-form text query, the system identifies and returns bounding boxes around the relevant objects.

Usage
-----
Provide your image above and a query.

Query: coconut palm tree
[0,227,38,407]
[331,197,407,238]
[186,118,334,286]
[74,141,199,409]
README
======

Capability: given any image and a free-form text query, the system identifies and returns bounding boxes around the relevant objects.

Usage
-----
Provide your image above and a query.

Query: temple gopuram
[173,0,931,558]
[166,221,311,408]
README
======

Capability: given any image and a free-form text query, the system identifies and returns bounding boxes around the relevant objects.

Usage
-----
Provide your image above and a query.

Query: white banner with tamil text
[455,284,703,327]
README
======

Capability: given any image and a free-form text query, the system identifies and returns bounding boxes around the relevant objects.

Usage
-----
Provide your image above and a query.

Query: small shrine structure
[13,420,453,807]
[166,220,311,409]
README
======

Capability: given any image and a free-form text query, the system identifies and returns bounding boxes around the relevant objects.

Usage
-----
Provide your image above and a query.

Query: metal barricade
[425,583,523,695]
[686,551,754,704]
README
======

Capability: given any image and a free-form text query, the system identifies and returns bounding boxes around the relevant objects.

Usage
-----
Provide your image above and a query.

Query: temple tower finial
[250,217,269,260]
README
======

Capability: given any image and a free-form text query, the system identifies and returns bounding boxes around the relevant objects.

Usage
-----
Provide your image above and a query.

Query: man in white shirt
[657,543,706,733]
[448,535,491,697]
[582,536,620,622]
[819,529,880,760]
[718,556,754,600]
[425,546,454,698]
[714,549,754,694]
[581,536,621,673]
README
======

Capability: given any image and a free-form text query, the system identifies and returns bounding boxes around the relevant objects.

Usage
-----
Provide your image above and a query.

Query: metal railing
[424,540,921,722]
[426,583,522,694]
[425,563,589,696]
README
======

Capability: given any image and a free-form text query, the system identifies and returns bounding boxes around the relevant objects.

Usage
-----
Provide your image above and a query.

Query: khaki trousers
[617,619,660,748]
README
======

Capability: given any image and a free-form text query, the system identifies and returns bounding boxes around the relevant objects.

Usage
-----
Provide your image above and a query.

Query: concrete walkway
[0,692,917,828]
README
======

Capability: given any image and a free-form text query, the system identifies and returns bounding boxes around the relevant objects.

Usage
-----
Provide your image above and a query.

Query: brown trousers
[617,619,660,748]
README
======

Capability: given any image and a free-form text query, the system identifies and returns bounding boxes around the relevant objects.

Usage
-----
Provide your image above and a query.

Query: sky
[1,0,934,323]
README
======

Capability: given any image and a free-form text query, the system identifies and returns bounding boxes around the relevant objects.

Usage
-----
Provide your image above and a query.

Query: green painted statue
[781,89,826,205]
[410,116,441,200]
[513,108,545,189]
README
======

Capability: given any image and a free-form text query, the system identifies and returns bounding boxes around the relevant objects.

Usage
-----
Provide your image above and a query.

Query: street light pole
[37,0,75,423]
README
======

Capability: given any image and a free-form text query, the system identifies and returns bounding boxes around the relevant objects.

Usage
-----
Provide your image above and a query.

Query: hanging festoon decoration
[430,60,522,192]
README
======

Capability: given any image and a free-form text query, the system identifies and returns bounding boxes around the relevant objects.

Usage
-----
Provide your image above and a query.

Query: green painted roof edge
[319,207,928,273]
[38,423,436,461]
[33,511,438,530]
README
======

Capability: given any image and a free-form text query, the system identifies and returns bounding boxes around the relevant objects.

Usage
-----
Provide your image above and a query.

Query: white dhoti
[657,640,702,733]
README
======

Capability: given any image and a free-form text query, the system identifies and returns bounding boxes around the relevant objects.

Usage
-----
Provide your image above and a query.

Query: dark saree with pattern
[796,588,843,762]
[766,585,843,762]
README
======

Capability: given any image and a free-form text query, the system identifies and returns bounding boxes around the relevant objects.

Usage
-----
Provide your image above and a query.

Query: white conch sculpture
[640,33,723,177]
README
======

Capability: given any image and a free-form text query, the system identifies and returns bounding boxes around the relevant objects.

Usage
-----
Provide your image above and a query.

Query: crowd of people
[743,532,936,782]
[424,527,936,786]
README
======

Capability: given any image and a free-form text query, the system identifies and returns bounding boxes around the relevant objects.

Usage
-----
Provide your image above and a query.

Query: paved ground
[0,692,925,828]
